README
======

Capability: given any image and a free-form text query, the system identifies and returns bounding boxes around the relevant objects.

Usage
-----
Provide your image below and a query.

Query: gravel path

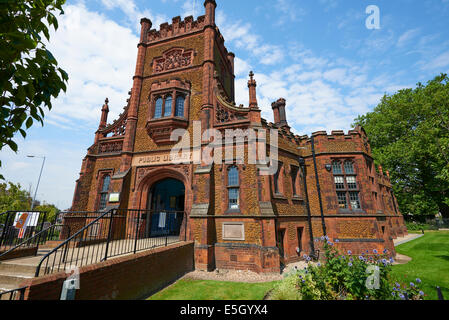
[182,261,312,283]
[182,234,424,283]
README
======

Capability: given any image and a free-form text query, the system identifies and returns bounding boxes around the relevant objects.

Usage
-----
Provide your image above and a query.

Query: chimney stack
[271,98,290,129]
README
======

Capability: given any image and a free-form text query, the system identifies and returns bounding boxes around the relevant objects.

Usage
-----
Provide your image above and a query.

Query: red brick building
[70,1,407,273]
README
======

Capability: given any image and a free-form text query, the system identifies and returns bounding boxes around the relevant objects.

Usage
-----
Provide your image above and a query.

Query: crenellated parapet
[147,15,207,44]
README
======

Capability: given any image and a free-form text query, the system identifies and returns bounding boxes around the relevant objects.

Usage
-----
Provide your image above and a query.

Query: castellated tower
[70,1,407,273]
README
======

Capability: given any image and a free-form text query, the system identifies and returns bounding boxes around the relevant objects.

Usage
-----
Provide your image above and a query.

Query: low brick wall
[20,241,194,300]
[0,246,37,261]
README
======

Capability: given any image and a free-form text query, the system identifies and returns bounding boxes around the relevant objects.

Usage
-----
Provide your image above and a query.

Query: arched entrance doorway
[146,178,185,237]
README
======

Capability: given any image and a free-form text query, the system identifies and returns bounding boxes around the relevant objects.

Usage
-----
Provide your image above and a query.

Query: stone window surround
[224,164,242,214]
[331,159,363,212]
[272,161,285,198]
[96,169,114,211]
[149,89,189,120]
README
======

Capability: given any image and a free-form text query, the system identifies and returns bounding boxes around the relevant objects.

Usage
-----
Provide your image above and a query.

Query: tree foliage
[0,181,59,223]
[354,74,449,217]
[0,181,31,214]
[0,0,68,179]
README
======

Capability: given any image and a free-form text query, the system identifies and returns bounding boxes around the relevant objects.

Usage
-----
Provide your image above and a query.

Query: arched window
[228,166,239,209]
[175,96,185,117]
[154,97,163,118]
[99,175,110,210]
[164,96,172,117]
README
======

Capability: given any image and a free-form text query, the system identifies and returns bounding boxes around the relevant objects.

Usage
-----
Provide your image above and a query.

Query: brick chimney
[271,98,290,129]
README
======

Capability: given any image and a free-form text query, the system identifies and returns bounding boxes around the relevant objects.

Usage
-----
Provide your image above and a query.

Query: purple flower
[347,250,352,255]
[399,294,405,300]
[410,282,415,287]
[335,239,339,243]
[359,256,364,260]
[383,249,388,254]
[391,292,396,296]
[416,278,422,284]
[324,235,329,241]
[348,262,353,267]
[395,282,400,288]
[321,236,325,241]
[419,291,424,296]
[373,249,378,254]
[327,241,334,246]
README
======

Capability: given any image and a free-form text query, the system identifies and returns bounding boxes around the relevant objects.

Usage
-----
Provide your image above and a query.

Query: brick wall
[20,242,194,300]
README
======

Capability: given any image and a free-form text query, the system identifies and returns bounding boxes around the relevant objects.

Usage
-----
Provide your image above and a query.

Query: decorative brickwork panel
[337,221,377,239]
[144,35,204,78]
[152,48,194,74]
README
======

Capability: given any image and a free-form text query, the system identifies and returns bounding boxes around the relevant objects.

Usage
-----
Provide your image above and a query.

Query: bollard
[437,286,445,300]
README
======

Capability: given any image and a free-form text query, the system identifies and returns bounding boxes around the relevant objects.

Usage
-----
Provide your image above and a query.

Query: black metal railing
[0,224,71,260]
[35,209,187,277]
[0,287,26,300]
[0,211,48,253]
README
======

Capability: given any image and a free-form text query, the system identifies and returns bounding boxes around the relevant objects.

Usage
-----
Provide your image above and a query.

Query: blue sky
[1,0,449,209]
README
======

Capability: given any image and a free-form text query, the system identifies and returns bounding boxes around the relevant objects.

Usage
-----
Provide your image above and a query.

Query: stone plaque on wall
[222,222,245,241]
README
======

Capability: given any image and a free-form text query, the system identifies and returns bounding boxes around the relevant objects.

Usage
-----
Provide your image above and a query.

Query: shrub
[269,237,426,300]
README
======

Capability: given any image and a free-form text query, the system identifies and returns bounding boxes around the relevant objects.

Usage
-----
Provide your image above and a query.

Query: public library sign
[132,151,192,167]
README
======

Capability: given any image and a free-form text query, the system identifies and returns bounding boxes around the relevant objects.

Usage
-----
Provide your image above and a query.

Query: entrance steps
[0,248,49,298]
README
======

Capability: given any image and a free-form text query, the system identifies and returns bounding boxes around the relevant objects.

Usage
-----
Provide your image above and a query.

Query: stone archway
[131,166,193,240]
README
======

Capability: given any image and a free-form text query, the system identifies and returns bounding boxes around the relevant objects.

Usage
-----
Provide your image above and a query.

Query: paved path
[393,233,424,246]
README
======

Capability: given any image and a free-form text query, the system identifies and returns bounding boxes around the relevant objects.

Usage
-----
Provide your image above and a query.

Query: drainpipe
[298,156,316,259]
[311,136,327,237]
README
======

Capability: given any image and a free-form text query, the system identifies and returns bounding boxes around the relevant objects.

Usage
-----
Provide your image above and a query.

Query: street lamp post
[27,155,46,210]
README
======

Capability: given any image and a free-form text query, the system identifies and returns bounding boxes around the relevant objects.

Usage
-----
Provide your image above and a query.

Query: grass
[391,231,449,300]
[147,279,279,300]
[148,231,449,301]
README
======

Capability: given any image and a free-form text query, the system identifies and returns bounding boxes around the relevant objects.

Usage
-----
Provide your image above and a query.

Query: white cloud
[422,51,449,70]
[216,10,284,65]
[397,28,420,47]
[45,3,139,128]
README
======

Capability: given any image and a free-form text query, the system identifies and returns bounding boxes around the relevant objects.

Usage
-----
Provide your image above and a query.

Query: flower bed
[269,237,425,300]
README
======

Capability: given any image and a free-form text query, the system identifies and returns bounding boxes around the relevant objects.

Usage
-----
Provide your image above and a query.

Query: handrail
[0,286,27,300]
[0,224,70,259]
[35,209,115,277]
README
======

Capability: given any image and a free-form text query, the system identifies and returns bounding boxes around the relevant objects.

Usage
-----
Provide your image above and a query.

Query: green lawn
[148,231,449,300]
[391,231,449,300]
[147,279,278,300]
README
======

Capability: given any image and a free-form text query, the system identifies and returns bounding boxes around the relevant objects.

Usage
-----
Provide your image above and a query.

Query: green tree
[354,74,449,217]
[0,181,31,223]
[33,203,59,223]
[0,0,68,179]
